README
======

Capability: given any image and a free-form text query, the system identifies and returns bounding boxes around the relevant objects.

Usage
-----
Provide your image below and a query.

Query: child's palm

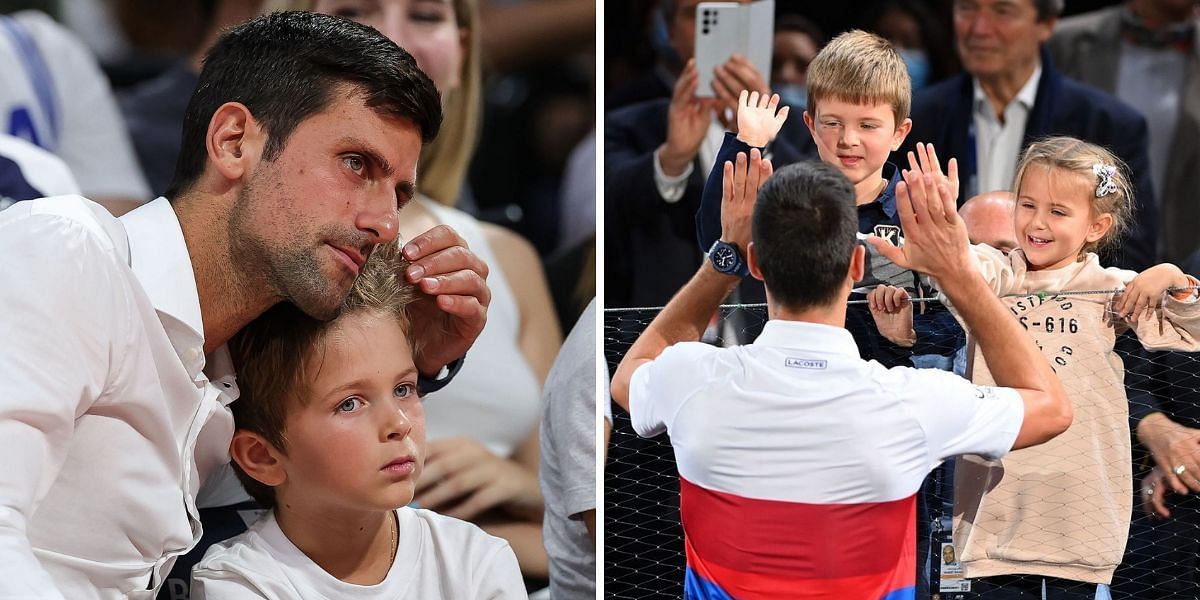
[736,90,789,147]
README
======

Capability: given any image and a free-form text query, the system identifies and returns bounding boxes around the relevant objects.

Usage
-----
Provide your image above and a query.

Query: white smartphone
[693,0,774,98]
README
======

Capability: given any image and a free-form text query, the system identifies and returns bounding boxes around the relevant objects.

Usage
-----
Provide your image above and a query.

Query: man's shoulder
[0,195,128,257]
[606,98,670,130]
[1053,6,1121,40]
[1053,74,1146,128]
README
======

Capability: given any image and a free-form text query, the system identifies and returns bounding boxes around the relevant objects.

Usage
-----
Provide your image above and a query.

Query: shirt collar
[753,319,862,358]
[878,162,901,218]
[972,62,1043,115]
[120,197,206,376]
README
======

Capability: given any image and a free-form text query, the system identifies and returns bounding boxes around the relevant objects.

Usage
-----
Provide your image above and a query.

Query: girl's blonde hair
[262,0,482,206]
[1011,136,1135,256]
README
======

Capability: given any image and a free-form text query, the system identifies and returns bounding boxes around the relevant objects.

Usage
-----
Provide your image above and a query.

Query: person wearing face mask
[264,0,565,590]
[770,13,824,111]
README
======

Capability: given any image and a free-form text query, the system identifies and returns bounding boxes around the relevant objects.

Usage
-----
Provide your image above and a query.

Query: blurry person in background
[270,0,564,587]
[0,8,149,215]
[771,13,824,111]
[866,0,961,93]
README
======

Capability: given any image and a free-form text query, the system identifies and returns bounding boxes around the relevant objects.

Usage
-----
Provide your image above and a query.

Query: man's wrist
[658,143,694,177]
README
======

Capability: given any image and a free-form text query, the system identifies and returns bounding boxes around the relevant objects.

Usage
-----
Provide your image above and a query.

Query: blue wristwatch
[707,240,748,277]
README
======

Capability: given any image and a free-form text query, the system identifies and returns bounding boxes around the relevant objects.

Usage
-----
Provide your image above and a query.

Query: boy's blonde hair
[262,0,482,206]
[228,241,418,508]
[1012,136,1134,256]
[806,29,911,125]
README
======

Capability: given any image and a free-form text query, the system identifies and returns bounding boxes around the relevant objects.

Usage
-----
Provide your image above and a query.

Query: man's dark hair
[165,11,442,198]
[752,161,858,310]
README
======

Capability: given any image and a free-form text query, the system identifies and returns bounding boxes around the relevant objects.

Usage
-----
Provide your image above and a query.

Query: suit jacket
[1048,5,1200,264]
[604,98,815,307]
[900,49,1160,271]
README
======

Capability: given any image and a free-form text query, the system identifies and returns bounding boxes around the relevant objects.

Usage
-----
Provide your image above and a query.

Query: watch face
[712,245,737,271]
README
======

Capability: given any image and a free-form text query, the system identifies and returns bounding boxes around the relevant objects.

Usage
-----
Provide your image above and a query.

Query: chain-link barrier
[604,297,1200,599]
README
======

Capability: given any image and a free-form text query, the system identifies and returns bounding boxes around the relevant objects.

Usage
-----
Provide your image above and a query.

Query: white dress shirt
[972,64,1042,195]
[0,196,236,598]
[652,120,726,203]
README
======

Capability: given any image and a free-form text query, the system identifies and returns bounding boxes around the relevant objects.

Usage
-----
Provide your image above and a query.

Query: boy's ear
[892,117,913,152]
[206,101,266,184]
[229,430,287,488]
[1086,212,1114,244]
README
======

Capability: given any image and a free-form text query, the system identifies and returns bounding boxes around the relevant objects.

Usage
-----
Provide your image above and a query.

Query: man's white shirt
[0,196,236,598]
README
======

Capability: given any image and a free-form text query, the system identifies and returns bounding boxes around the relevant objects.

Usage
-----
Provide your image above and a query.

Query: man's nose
[356,190,400,244]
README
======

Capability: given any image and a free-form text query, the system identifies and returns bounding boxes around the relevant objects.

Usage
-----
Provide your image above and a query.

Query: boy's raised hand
[720,147,772,250]
[735,90,789,148]
[906,142,960,207]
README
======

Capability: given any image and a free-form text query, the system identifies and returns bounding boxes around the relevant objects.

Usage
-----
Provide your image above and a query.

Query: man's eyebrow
[338,137,394,177]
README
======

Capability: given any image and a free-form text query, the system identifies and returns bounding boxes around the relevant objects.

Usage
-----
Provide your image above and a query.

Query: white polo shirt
[627,319,1023,598]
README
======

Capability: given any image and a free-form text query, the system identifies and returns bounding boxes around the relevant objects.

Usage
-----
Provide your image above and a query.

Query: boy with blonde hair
[190,242,524,598]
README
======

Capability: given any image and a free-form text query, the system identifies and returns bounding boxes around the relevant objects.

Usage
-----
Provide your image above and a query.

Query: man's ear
[229,429,287,488]
[849,243,866,283]
[747,241,765,282]
[206,102,266,183]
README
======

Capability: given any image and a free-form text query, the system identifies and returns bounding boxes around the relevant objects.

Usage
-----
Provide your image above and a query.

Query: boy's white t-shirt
[191,507,525,599]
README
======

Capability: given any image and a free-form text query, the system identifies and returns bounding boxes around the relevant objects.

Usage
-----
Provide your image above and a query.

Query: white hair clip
[1093,163,1118,198]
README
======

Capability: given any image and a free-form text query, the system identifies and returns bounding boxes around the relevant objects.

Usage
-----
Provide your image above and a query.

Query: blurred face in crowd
[667,0,704,63]
[953,0,1054,82]
[772,29,819,87]
[316,0,467,95]
[960,191,1019,252]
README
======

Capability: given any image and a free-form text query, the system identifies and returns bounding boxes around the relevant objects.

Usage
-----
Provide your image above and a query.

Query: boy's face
[277,310,424,512]
[803,98,911,188]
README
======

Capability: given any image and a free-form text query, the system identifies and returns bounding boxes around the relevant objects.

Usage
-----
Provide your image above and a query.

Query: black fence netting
[604,297,1200,599]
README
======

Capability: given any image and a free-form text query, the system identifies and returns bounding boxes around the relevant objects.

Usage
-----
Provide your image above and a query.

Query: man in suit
[604,1,815,309]
[902,0,1159,271]
[1048,0,1199,264]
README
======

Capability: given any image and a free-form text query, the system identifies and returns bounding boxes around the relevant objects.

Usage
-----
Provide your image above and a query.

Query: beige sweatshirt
[941,246,1200,584]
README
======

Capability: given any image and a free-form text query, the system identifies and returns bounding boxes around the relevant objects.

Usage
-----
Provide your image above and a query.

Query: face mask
[899,48,931,91]
[775,83,807,109]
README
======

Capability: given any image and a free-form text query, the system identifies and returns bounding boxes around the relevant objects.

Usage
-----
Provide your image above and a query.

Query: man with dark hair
[0,12,488,598]
[611,102,1073,596]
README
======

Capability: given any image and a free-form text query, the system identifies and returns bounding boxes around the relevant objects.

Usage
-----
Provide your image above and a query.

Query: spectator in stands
[0,12,488,597]
[605,0,814,308]
[539,299,598,599]
[191,243,523,598]
[902,0,1160,271]
[770,13,824,111]
[0,132,79,209]
[119,0,263,197]
[1048,0,1200,264]
[610,95,1073,597]
[866,0,961,91]
[0,9,149,215]
[273,0,565,581]
[959,190,1018,253]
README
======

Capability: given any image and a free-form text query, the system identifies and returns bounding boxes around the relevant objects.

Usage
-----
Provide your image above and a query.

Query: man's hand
[1117,264,1193,324]
[1142,465,1174,518]
[415,437,543,522]
[905,142,959,207]
[660,59,716,177]
[719,147,772,250]
[712,54,770,130]
[1138,412,1200,494]
[735,90,789,147]
[868,285,916,346]
[402,225,491,377]
[867,167,973,282]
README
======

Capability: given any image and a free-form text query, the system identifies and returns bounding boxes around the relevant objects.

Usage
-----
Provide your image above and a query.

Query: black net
[604,297,1200,599]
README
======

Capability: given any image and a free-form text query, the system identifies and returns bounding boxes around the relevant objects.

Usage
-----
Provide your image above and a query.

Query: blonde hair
[1012,136,1134,256]
[228,240,417,508]
[262,0,482,206]
[806,29,911,125]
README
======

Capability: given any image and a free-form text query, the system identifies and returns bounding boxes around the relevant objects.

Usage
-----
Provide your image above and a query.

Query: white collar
[120,197,206,377]
[753,319,862,358]
[973,62,1043,114]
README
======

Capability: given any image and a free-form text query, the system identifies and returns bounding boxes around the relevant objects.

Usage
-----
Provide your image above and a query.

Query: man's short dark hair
[165,11,442,198]
[1032,0,1063,21]
[752,161,857,310]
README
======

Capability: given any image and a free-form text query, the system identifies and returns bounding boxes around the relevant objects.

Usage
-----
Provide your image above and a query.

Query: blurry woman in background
[266,0,563,585]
